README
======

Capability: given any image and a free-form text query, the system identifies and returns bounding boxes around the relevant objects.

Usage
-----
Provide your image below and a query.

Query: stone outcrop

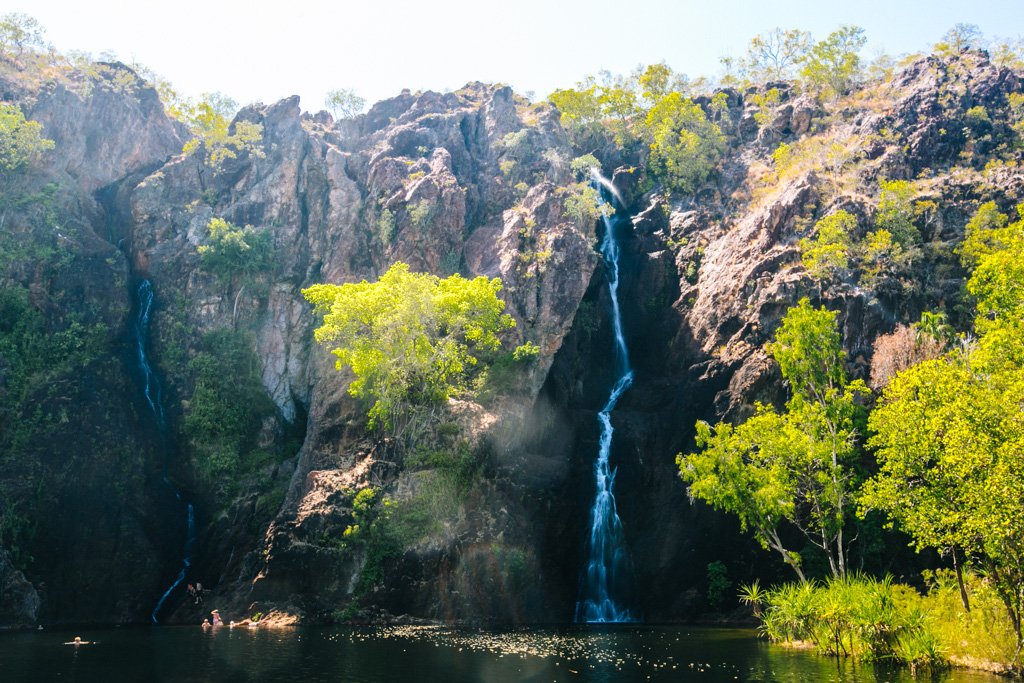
[1,50,1022,626]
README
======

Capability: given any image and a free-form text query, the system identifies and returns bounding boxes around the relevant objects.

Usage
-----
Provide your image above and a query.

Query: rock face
[1,50,1022,626]
[0,62,186,626]
[0,548,39,629]
[120,81,598,622]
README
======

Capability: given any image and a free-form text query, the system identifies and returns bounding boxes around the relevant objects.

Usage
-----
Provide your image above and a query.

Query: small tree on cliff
[0,103,54,174]
[303,262,515,444]
[325,88,366,119]
[196,217,273,324]
[0,13,46,63]
[677,299,867,581]
[799,26,867,100]
[178,93,265,172]
[642,92,725,195]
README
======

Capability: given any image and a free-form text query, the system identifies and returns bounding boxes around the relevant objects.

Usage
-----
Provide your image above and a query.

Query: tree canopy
[303,262,515,439]
[863,203,1024,655]
[547,65,724,196]
[325,88,366,119]
[800,210,854,280]
[197,217,273,288]
[798,26,867,99]
[678,299,867,581]
[178,93,265,171]
[0,13,46,61]
[0,103,54,174]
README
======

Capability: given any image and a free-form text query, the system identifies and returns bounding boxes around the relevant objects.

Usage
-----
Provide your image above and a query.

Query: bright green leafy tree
[303,262,515,441]
[678,299,868,582]
[643,92,725,195]
[875,179,919,248]
[548,84,604,147]
[800,209,855,280]
[179,93,265,171]
[0,103,54,173]
[799,26,867,99]
[863,203,1024,660]
[197,217,273,288]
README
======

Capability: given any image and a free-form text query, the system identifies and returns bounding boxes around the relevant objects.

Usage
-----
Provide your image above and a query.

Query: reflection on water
[0,625,1004,683]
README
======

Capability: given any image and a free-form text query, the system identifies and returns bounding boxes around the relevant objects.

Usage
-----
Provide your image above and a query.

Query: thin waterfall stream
[131,279,197,623]
[575,172,636,623]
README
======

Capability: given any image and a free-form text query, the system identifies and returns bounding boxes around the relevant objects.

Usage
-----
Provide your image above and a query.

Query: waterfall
[131,279,198,624]
[575,172,636,623]
[134,281,165,430]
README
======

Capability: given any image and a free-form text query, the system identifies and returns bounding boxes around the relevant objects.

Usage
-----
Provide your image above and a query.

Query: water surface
[0,625,1003,682]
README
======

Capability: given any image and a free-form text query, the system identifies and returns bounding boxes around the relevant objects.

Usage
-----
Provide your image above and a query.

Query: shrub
[800,210,854,279]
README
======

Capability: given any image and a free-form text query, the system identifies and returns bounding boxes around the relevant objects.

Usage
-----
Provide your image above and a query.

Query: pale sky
[9,1,1024,113]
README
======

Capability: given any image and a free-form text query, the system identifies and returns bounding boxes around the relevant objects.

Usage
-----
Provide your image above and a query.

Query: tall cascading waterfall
[575,171,636,623]
[132,279,198,623]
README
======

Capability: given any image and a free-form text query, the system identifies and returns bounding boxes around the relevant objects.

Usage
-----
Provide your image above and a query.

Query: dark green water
[0,625,1003,682]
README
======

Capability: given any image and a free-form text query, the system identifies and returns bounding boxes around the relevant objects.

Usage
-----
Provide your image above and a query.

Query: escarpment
[0,49,1022,627]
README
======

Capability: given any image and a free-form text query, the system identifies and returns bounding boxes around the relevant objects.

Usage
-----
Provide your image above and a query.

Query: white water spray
[575,171,636,623]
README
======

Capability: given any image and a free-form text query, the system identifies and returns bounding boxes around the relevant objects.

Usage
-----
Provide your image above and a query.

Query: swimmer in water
[63,636,91,645]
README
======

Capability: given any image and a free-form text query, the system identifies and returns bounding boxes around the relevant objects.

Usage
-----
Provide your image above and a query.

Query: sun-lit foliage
[0,103,54,173]
[196,217,273,288]
[303,262,515,439]
[177,93,265,171]
[800,210,854,280]
[679,299,868,582]
[864,203,1024,659]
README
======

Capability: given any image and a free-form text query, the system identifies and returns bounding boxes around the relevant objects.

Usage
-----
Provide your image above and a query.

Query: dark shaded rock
[0,548,38,629]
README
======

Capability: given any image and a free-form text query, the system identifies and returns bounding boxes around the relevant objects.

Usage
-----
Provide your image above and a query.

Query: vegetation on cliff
[303,262,516,440]
[680,201,1024,671]
[2,8,1024,655]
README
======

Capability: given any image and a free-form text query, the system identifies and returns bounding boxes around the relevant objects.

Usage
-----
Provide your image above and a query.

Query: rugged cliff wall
[0,50,1021,626]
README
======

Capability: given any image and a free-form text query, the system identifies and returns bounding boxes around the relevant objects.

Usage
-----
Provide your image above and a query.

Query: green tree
[863,203,1024,660]
[912,310,953,346]
[179,93,265,171]
[800,210,854,280]
[0,103,54,174]
[637,62,673,103]
[562,182,610,227]
[678,299,868,581]
[643,92,725,194]
[875,179,918,247]
[0,13,46,61]
[303,262,515,441]
[325,88,366,119]
[933,23,984,56]
[197,217,273,284]
[743,28,812,82]
[548,84,603,147]
[799,26,867,99]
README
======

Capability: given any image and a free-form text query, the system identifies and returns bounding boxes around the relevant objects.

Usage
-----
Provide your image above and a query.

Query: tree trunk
[952,546,970,612]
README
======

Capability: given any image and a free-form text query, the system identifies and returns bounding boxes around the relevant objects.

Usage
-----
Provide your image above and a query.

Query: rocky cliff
[0,49,1021,626]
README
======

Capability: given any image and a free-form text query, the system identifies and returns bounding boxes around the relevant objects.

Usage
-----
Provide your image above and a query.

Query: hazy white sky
[8,0,1024,112]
